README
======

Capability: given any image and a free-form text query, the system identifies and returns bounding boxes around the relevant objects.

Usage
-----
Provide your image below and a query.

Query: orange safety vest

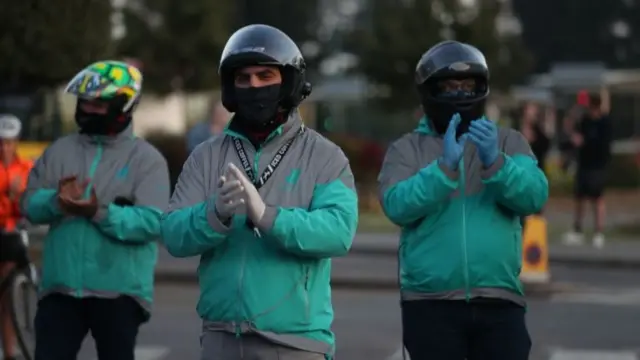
[0,155,33,231]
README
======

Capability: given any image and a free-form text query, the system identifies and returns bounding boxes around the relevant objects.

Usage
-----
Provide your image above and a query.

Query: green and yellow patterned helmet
[64,60,143,112]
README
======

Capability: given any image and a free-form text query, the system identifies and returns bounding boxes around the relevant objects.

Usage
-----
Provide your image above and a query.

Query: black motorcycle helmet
[218,24,312,113]
[415,41,490,134]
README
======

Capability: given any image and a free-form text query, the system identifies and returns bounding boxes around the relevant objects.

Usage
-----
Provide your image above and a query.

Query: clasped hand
[468,117,499,168]
[214,163,266,224]
[57,175,98,218]
[440,114,499,170]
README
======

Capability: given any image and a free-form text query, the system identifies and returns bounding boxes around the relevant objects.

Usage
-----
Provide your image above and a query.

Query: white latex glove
[227,163,266,223]
[214,171,245,220]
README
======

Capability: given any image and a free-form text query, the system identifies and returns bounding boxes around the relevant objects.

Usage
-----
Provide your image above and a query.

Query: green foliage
[116,0,325,94]
[117,0,236,94]
[241,0,325,75]
[547,153,640,196]
[513,0,640,72]
[345,0,532,111]
[607,153,640,189]
[0,0,114,90]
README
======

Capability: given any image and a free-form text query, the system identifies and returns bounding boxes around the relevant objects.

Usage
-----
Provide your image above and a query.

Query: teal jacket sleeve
[160,147,230,257]
[256,147,358,258]
[482,129,549,215]
[93,146,170,243]
[377,137,459,227]
[20,146,64,225]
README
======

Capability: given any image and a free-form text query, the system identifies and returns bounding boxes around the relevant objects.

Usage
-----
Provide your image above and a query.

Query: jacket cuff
[256,205,278,232]
[481,154,505,180]
[205,200,232,234]
[92,203,110,223]
[49,192,63,215]
[437,160,459,180]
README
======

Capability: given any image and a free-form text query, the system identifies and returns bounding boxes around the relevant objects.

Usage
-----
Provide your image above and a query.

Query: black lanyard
[232,126,305,189]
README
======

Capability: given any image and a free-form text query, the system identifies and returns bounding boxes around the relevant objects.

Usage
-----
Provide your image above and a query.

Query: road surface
[4,260,639,359]
[66,264,640,360]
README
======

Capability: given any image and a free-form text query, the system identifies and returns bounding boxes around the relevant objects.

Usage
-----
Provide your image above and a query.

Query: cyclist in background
[0,114,32,360]
[20,61,170,360]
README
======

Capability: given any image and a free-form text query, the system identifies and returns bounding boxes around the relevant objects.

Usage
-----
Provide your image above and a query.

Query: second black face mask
[235,84,281,126]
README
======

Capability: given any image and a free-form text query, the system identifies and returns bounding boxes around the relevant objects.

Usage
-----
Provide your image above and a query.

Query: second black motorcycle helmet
[415,41,490,135]
[218,24,312,124]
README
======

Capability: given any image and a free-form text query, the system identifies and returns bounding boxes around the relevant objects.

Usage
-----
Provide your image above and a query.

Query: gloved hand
[227,163,266,224]
[469,117,499,168]
[214,170,245,221]
[440,113,468,170]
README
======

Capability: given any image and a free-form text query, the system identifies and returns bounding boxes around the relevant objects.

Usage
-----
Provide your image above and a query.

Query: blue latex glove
[468,117,499,168]
[440,114,468,171]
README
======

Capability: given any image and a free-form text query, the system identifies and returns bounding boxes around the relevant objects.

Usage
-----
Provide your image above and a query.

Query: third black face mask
[235,84,281,126]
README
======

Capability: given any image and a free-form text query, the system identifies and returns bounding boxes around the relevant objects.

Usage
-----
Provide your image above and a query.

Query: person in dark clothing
[521,102,552,174]
[563,94,612,248]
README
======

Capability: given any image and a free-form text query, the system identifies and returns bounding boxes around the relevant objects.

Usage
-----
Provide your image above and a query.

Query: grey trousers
[200,332,326,360]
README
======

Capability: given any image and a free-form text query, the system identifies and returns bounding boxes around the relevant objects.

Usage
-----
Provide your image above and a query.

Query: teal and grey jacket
[161,112,358,356]
[378,117,548,306]
[20,126,170,314]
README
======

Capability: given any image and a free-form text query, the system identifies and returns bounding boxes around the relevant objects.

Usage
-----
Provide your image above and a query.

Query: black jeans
[35,293,145,360]
[402,299,531,360]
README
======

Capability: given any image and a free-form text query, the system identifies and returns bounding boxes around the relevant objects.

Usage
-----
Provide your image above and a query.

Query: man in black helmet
[378,41,549,359]
[161,24,358,360]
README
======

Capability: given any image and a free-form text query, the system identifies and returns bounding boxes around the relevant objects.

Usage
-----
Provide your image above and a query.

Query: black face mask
[75,99,131,135]
[235,84,281,126]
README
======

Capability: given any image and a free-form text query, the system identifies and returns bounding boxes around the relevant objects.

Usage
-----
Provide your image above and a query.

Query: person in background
[0,114,33,360]
[563,91,612,248]
[378,40,548,360]
[185,100,231,153]
[520,102,553,175]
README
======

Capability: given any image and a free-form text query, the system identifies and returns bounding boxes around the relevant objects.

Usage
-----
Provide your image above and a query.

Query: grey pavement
[4,264,640,359]
[68,273,640,359]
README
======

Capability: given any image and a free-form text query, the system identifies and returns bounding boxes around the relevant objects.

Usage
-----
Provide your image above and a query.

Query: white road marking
[549,349,637,360]
[386,347,407,360]
[91,345,170,360]
[386,346,639,360]
[551,288,640,307]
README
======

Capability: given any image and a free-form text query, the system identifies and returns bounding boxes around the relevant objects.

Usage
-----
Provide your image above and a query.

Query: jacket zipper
[460,156,470,301]
[235,143,263,336]
[77,140,103,298]
[303,268,310,321]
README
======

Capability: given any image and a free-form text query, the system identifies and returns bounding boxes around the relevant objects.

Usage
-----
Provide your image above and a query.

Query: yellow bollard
[520,215,550,284]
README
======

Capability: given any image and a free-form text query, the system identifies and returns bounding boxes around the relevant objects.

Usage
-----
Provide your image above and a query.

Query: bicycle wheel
[8,269,38,360]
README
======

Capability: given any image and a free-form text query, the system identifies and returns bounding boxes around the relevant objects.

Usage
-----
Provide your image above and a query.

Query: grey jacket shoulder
[131,137,167,164]
[303,129,351,183]
[389,131,424,154]
[43,133,82,156]
[498,127,534,156]
[305,128,347,160]
[187,133,227,164]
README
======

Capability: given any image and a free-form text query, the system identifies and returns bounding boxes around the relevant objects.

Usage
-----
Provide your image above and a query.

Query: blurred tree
[0,0,114,90]
[118,0,325,94]
[345,0,532,110]
[117,0,235,94]
[239,0,325,77]
[513,0,640,72]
